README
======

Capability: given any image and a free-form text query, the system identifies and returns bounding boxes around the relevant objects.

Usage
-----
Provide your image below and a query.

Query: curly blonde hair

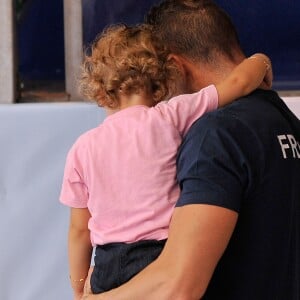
[79,24,181,108]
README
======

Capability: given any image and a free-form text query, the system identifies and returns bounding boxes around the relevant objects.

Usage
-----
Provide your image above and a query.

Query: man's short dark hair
[146,0,243,63]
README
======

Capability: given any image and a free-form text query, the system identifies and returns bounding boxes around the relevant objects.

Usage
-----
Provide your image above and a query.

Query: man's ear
[168,53,199,81]
[168,53,198,93]
[167,53,191,91]
[167,53,187,76]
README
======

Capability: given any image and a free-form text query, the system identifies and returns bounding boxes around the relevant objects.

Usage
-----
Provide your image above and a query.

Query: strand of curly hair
[79,24,181,108]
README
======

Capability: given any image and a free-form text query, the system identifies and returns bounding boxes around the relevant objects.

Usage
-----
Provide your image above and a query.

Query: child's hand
[260,62,273,90]
[254,54,273,90]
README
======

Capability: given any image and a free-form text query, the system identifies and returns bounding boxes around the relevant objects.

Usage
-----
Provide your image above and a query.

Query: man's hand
[82,295,104,300]
[81,267,93,299]
[81,267,109,299]
[74,291,83,300]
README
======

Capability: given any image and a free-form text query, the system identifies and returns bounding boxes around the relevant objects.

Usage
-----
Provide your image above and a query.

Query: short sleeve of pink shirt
[60,139,89,208]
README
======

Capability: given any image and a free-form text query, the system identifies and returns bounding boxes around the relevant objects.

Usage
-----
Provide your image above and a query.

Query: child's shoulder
[72,124,104,148]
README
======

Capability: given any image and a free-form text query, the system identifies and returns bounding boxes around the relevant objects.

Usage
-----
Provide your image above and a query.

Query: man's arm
[83,204,237,300]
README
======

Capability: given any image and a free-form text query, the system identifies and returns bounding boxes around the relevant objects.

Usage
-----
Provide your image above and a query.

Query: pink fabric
[60,85,218,245]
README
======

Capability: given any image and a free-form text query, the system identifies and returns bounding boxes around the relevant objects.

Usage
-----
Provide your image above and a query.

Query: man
[84,1,300,299]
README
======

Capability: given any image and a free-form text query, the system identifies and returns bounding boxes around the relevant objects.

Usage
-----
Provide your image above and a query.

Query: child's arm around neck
[216,53,273,107]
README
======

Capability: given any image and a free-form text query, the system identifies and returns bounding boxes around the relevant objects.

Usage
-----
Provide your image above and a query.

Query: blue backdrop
[18,0,300,89]
[18,0,65,80]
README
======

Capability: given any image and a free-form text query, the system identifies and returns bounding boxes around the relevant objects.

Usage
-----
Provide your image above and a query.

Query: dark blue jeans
[90,239,166,293]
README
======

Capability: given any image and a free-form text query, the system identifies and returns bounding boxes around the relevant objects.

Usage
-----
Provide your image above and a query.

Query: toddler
[60,23,272,299]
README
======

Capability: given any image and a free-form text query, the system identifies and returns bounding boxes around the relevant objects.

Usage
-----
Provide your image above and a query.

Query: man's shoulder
[190,89,281,133]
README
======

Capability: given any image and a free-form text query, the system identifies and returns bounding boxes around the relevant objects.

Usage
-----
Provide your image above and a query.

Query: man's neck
[181,53,245,92]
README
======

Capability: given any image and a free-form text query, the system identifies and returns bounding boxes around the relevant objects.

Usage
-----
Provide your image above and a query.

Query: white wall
[282,97,300,118]
[0,103,105,300]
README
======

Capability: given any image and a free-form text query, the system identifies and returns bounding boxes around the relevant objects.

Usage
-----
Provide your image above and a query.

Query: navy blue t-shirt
[176,90,300,299]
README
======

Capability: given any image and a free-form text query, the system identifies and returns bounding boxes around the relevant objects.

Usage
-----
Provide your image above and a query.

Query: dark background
[17,0,300,91]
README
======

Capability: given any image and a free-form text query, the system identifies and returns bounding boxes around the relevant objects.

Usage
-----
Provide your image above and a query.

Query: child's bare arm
[68,208,93,299]
[216,53,273,107]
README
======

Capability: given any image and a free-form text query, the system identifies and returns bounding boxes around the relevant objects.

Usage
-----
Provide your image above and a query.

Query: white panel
[283,97,300,119]
[0,103,105,300]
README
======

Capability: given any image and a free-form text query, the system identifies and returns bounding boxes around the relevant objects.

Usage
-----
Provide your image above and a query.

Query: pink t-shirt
[60,85,218,245]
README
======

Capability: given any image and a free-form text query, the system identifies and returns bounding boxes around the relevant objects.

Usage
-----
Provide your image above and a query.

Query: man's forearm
[98,256,177,300]
[84,205,237,300]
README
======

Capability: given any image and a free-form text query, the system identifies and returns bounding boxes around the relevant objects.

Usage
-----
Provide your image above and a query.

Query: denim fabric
[91,239,166,293]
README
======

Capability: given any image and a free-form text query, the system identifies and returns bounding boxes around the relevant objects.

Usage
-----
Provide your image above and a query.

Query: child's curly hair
[79,24,182,108]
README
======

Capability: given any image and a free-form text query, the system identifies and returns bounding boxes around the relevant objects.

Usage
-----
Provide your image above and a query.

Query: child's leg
[90,239,166,293]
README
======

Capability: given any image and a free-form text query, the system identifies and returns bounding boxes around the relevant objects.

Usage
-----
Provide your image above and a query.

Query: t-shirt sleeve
[59,140,89,208]
[154,84,218,136]
[176,114,256,212]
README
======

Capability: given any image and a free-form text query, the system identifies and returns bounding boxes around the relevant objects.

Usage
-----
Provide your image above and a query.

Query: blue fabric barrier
[18,1,300,88]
